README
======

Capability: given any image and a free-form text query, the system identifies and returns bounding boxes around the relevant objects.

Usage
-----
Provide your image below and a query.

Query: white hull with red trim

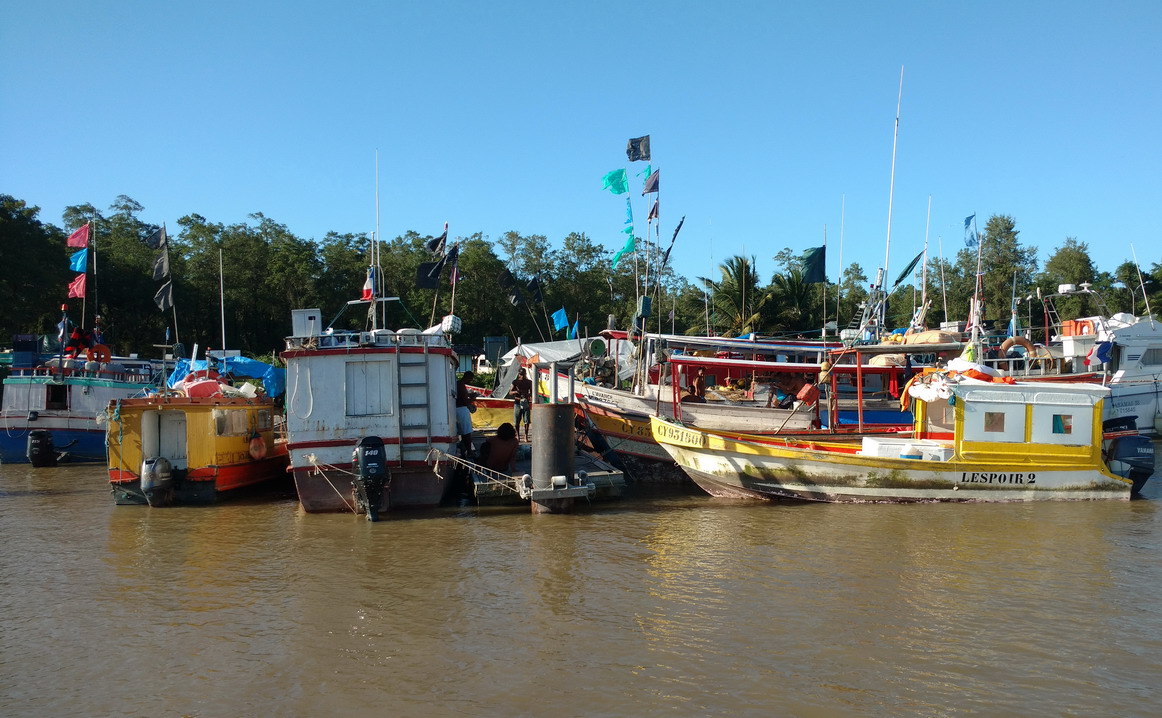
[282,324,458,513]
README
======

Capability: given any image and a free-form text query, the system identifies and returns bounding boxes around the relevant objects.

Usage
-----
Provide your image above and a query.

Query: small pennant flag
[624,197,633,225]
[642,170,659,195]
[66,223,90,248]
[602,169,628,195]
[67,273,86,298]
[627,135,651,162]
[964,214,977,247]
[68,248,88,273]
[568,319,578,340]
[552,307,569,331]
[648,200,659,221]
[144,225,167,250]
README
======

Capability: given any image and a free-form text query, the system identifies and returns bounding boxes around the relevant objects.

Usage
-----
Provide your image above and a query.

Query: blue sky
[4,1,1160,293]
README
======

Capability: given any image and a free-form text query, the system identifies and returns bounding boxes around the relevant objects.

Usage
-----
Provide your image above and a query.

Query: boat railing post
[550,362,559,404]
[856,350,865,432]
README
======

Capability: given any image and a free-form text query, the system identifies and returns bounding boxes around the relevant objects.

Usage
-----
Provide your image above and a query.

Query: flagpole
[89,221,96,329]
[82,221,90,325]
[882,66,904,303]
[938,235,949,322]
[166,224,179,346]
[374,149,381,330]
[219,248,227,350]
[837,195,844,329]
[921,195,931,328]
[821,224,828,337]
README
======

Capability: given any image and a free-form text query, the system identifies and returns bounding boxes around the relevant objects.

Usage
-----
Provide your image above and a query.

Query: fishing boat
[651,370,1154,502]
[577,332,928,464]
[281,308,460,515]
[1,332,161,465]
[105,362,288,506]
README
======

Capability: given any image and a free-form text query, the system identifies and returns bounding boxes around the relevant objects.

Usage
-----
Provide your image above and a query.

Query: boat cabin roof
[666,353,904,375]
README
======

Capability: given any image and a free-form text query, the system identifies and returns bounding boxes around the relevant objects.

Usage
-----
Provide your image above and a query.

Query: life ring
[1075,320,1095,336]
[1000,336,1035,356]
[85,344,112,363]
[248,434,268,460]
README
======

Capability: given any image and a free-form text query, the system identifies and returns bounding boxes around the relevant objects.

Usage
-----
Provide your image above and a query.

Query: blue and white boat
[1,334,162,465]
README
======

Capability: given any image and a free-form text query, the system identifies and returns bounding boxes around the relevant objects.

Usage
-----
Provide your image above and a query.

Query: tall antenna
[373,149,381,330]
[219,247,226,350]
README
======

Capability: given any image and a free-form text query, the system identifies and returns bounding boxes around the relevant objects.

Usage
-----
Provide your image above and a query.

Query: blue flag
[602,169,628,195]
[624,197,633,225]
[552,307,569,331]
[612,233,635,268]
[964,213,977,247]
[568,320,578,339]
[69,248,88,272]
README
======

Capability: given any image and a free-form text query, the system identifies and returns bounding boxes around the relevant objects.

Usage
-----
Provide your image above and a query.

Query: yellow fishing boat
[106,377,288,506]
[651,375,1154,502]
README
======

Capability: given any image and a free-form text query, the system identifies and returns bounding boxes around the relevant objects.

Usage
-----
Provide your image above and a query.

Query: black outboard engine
[27,430,57,468]
[353,436,389,521]
[1105,435,1155,496]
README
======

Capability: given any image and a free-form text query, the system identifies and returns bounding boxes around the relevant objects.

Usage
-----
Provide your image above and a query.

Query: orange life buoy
[248,435,267,460]
[85,344,112,363]
[1075,320,1095,336]
[1000,336,1036,356]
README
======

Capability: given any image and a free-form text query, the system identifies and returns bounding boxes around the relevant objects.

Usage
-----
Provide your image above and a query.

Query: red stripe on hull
[287,437,457,451]
[281,345,454,359]
[108,455,289,493]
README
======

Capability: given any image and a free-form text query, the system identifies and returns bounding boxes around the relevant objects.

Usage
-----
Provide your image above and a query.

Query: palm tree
[696,255,769,336]
[769,266,817,331]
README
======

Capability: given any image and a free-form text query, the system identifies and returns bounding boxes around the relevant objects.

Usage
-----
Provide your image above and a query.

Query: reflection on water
[2,461,1161,716]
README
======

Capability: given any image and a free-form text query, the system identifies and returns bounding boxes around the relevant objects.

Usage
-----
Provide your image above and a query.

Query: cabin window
[46,384,68,410]
[345,361,394,416]
[1142,348,1162,366]
[1031,403,1093,446]
[963,401,1025,443]
[214,409,250,436]
[256,409,272,431]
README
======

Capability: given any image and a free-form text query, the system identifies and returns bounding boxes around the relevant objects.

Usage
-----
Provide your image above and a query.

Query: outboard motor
[140,456,174,507]
[353,436,389,521]
[1105,436,1155,496]
[27,430,57,468]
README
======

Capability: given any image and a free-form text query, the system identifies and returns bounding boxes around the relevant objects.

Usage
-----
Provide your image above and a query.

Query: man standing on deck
[691,367,707,399]
[507,367,533,441]
[456,371,476,457]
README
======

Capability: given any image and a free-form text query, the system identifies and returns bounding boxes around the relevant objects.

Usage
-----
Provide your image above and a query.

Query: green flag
[612,234,636,268]
[801,246,826,283]
[892,250,925,288]
[602,169,628,194]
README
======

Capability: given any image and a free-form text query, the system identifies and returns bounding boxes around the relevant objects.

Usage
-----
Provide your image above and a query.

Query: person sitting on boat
[479,422,519,474]
[456,371,477,457]
[680,385,706,403]
[691,367,707,399]
[507,367,533,441]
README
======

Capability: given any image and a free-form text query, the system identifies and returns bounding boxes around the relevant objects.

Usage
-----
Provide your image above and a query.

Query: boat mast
[219,248,227,350]
[836,195,844,330]
[881,65,904,327]
[374,149,381,331]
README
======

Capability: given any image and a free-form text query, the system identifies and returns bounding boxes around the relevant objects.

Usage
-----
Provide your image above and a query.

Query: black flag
[144,225,167,250]
[647,200,659,221]
[661,215,685,268]
[425,223,448,254]
[802,246,826,284]
[152,251,169,281]
[642,169,659,195]
[626,135,651,162]
[154,280,174,311]
[508,287,523,306]
[498,268,516,288]
[526,277,544,304]
[416,257,447,289]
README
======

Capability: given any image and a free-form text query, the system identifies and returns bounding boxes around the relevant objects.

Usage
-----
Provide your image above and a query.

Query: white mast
[219,248,226,350]
[882,66,904,299]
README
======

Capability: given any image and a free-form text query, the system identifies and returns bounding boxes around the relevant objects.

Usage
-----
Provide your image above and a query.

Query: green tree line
[2,194,1159,360]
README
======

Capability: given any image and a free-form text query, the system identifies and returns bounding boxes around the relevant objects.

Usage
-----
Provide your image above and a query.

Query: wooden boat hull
[109,451,289,505]
[651,416,1134,503]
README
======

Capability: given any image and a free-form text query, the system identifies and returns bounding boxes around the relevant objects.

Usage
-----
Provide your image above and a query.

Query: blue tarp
[167,357,286,398]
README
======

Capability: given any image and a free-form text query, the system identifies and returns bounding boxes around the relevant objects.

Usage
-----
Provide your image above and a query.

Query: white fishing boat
[651,373,1154,502]
[282,308,460,516]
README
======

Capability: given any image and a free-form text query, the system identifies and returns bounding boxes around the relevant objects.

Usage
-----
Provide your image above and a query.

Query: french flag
[361,267,375,300]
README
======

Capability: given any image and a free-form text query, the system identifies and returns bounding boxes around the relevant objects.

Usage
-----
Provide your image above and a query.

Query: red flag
[66,223,90,248]
[67,273,86,298]
[361,268,375,300]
